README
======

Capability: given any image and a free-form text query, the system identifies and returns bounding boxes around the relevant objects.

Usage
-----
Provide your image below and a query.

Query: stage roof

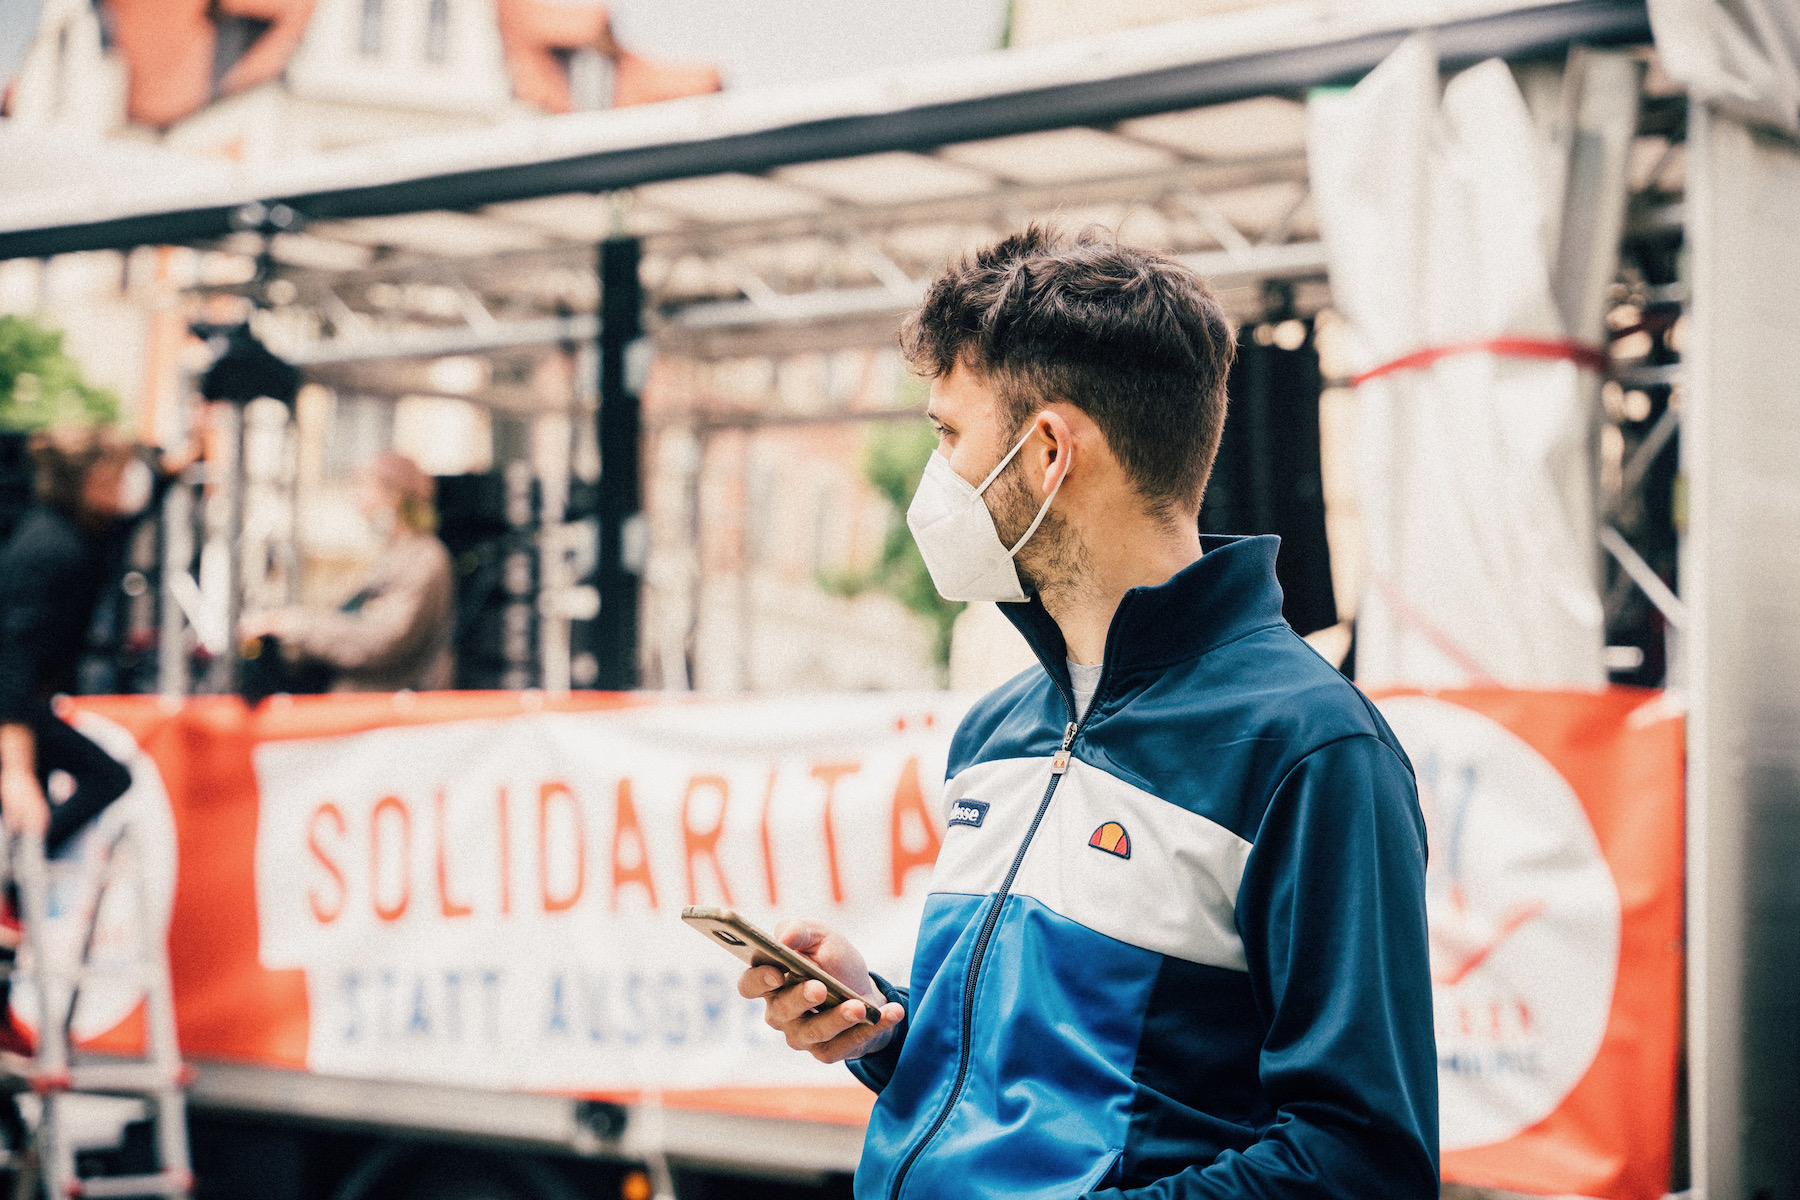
[0,0,1656,376]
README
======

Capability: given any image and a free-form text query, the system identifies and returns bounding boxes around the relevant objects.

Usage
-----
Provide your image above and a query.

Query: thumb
[776,919,829,956]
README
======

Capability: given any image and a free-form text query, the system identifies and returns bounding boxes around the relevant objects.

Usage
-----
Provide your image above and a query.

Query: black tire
[395,1168,531,1200]
[399,1157,582,1200]
[333,1148,584,1200]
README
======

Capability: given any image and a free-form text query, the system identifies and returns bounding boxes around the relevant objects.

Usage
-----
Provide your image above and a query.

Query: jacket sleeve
[1085,734,1439,1200]
[846,971,911,1094]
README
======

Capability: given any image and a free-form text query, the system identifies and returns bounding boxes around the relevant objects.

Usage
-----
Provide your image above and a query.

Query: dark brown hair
[31,424,131,516]
[900,225,1235,515]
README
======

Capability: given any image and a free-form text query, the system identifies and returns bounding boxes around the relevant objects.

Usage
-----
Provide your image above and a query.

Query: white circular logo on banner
[13,711,180,1042]
[1377,697,1620,1152]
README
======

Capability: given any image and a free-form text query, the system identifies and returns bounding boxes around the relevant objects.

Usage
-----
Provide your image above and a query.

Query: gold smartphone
[680,906,877,1024]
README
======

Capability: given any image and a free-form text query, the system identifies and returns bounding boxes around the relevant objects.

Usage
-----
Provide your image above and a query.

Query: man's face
[924,366,1078,594]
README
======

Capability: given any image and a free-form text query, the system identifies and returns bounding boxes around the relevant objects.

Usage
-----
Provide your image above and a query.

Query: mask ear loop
[973,419,1070,557]
[1004,461,1066,558]
[974,425,1036,496]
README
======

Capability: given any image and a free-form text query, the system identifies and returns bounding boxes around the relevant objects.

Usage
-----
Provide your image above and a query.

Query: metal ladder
[2,828,192,1200]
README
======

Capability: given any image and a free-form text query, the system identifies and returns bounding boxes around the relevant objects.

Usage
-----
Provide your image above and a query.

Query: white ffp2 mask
[905,426,1065,603]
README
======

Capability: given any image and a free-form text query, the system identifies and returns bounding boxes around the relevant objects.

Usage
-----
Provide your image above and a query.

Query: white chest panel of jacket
[931,755,1253,972]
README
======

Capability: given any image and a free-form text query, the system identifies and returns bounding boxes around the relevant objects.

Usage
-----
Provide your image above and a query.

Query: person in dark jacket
[0,427,160,857]
[740,228,1438,1200]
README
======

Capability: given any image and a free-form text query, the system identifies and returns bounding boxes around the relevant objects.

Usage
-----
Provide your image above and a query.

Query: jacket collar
[999,534,1288,712]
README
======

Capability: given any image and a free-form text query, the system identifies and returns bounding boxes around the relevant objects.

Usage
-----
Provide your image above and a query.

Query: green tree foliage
[0,314,119,432]
[820,377,965,670]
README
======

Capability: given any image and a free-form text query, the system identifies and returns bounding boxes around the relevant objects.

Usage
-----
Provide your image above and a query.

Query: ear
[1030,409,1076,497]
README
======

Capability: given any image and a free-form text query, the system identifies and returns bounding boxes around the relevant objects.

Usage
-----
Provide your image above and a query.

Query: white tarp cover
[1308,36,1606,689]
[1649,0,1800,134]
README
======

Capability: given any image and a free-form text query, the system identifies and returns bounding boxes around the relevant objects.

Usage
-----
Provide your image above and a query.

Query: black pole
[595,237,642,690]
[197,323,299,696]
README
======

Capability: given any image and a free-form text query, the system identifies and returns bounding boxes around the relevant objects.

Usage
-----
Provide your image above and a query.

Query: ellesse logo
[948,799,989,829]
[1088,821,1131,859]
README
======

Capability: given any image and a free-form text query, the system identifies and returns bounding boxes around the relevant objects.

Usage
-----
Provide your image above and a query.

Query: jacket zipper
[886,593,1137,1199]
[887,711,1083,1200]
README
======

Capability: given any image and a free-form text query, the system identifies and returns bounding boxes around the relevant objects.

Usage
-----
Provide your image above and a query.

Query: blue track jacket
[849,535,1437,1200]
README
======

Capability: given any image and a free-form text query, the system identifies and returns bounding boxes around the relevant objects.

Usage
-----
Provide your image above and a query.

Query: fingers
[777,995,866,1054]
[739,919,893,1064]
[764,978,835,1027]
[754,976,877,1038]
[735,963,787,1000]
[806,1000,905,1065]
[738,970,904,1064]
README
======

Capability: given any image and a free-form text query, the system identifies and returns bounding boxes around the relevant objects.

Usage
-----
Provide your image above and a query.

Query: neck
[1034,512,1202,664]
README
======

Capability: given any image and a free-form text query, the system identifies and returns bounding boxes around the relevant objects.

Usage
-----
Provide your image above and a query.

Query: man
[740,227,1438,1200]
[243,450,454,692]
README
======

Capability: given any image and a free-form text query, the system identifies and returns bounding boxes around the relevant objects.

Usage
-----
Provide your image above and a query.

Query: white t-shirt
[1068,659,1103,721]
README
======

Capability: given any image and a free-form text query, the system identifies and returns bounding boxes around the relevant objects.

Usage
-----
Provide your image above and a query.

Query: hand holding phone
[682,907,905,1064]
[683,907,876,1022]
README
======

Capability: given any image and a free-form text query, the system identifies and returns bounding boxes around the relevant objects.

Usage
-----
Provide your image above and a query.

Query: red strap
[1351,336,1608,387]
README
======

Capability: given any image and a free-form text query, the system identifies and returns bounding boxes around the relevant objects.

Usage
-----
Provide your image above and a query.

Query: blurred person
[0,426,176,1057]
[740,228,1437,1200]
[0,427,163,856]
[243,451,453,692]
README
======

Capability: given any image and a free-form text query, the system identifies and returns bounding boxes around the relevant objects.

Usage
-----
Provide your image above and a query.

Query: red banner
[48,688,1684,1186]
[56,690,960,1125]
[1372,688,1683,1200]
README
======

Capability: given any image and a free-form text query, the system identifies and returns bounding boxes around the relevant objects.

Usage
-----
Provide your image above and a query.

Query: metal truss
[197,132,1326,378]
